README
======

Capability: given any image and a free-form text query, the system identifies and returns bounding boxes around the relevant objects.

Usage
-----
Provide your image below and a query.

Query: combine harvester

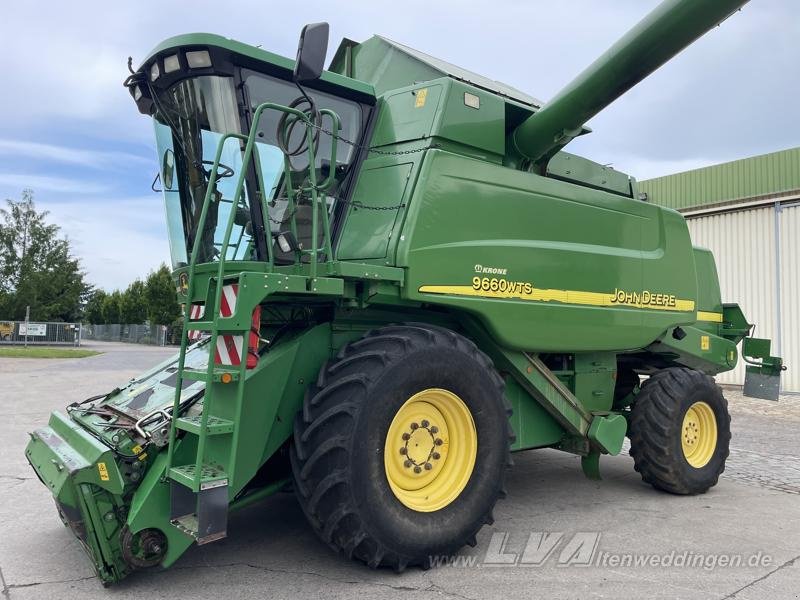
[26,0,784,584]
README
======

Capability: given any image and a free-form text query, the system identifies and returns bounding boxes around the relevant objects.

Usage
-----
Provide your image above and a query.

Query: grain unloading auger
[26,0,784,584]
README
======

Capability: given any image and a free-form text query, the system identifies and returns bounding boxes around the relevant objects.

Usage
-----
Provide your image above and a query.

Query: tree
[101,290,123,324]
[144,264,180,326]
[0,190,89,321]
[84,290,107,324]
[120,279,147,324]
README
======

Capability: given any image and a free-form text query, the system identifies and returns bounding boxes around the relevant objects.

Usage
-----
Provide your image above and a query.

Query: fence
[0,321,81,346]
[80,323,181,346]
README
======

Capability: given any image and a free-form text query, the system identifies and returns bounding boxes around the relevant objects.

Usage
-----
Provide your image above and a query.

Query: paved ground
[1,341,798,600]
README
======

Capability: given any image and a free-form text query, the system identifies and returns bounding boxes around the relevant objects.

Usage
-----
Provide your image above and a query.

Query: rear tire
[628,367,731,495]
[290,324,512,570]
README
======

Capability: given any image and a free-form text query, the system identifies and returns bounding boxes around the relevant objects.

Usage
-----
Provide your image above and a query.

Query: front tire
[628,367,731,494]
[290,324,512,570]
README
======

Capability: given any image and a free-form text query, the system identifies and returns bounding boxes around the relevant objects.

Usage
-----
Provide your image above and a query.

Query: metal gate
[0,321,81,346]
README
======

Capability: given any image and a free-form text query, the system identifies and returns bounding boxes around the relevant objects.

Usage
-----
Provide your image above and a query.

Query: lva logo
[482,531,600,566]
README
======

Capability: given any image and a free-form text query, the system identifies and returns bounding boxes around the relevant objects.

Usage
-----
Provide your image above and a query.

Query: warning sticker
[701,335,710,351]
[97,462,110,481]
[415,88,428,108]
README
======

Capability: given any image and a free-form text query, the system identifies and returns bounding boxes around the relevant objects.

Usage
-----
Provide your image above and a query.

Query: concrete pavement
[1,341,798,599]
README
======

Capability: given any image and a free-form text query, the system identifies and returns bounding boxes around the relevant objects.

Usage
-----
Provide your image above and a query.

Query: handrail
[164,100,343,488]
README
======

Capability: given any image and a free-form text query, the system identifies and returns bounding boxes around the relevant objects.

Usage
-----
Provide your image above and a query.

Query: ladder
[162,102,340,543]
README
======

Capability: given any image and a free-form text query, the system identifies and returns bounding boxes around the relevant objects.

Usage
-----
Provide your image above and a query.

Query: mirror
[293,22,329,83]
[162,149,175,190]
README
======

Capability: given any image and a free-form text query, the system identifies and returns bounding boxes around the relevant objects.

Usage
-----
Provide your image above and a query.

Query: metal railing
[0,321,81,346]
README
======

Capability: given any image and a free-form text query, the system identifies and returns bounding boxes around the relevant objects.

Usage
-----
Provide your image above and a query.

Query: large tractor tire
[290,324,513,570]
[628,367,731,495]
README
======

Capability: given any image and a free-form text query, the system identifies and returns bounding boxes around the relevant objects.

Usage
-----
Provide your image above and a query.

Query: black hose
[276,96,322,170]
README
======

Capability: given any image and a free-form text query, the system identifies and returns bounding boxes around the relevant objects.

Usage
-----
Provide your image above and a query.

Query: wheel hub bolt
[424,463,433,470]
[421,420,429,428]
[402,433,410,441]
[399,447,407,455]
[434,438,443,446]
[430,426,438,434]
[432,452,441,460]
[404,459,413,468]
[413,466,422,474]
[410,422,419,430]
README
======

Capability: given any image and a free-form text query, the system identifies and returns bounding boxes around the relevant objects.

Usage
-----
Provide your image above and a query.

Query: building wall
[686,204,798,392]
[641,147,799,393]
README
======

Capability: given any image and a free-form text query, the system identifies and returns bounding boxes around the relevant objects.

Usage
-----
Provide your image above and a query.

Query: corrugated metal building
[640,146,800,392]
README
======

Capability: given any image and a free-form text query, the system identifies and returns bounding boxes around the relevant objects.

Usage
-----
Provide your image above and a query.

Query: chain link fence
[0,321,81,345]
[0,320,183,347]
[80,323,181,346]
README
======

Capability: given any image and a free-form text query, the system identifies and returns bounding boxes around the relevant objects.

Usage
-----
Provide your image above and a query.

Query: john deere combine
[26,0,784,584]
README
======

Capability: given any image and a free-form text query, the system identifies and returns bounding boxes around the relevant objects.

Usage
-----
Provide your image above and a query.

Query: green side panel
[369,78,505,159]
[398,149,699,352]
[547,151,632,197]
[432,80,505,158]
[692,246,724,334]
[505,378,565,451]
[648,325,737,375]
[334,36,444,96]
[639,146,800,211]
[693,247,723,313]
[337,163,414,260]
[573,353,616,412]
[370,84,445,147]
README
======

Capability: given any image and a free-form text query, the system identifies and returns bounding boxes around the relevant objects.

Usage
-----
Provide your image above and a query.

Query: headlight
[150,62,160,82]
[186,50,212,69]
[163,54,180,73]
[133,86,143,101]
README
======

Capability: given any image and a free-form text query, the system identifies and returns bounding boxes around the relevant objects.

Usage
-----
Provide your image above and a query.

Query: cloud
[0,174,111,195]
[0,139,150,170]
[39,195,170,291]
[0,0,796,289]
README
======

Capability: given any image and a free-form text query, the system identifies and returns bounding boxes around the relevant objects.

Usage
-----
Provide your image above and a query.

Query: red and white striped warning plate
[187,303,206,341]
[215,284,241,365]
[188,284,259,368]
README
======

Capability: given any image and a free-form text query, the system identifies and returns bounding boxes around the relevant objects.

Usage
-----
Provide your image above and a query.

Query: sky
[0,0,797,290]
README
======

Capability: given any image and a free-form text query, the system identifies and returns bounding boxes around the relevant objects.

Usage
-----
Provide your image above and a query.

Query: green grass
[0,347,101,359]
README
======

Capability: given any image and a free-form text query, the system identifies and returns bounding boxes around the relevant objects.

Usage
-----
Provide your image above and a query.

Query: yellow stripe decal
[418,285,696,312]
[696,311,724,323]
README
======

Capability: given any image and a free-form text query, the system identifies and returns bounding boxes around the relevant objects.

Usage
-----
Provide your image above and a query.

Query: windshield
[153,72,363,269]
[154,75,267,268]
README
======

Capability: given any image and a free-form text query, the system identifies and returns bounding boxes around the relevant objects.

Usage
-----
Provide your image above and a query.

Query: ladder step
[170,481,228,544]
[169,464,228,491]
[171,513,226,545]
[185,321,215,331]
[181,368,240,383]
[175,415,234,436]
[186,321,248,333]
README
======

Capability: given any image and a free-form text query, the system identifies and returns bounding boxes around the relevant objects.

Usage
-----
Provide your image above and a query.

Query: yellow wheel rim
[384,388,477,512]
[681,401,718,468]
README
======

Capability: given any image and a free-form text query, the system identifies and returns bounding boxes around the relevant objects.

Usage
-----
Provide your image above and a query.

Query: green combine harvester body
[26,0,784,585]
